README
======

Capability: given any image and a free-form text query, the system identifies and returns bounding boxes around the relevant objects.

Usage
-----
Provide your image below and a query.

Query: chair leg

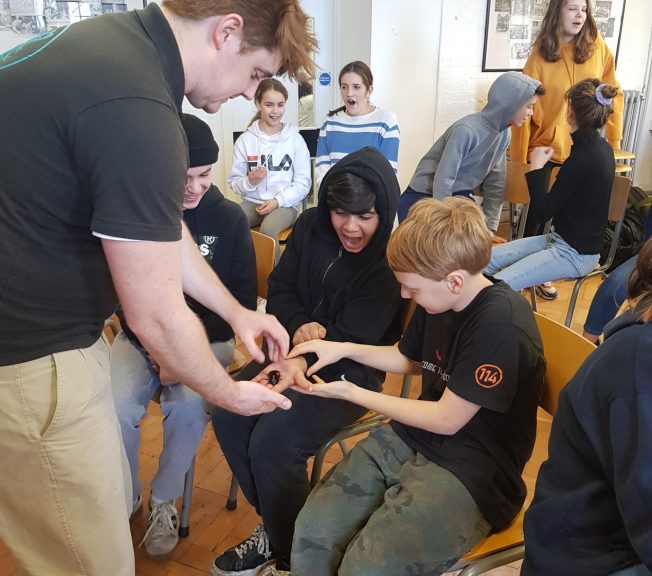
[310,446,328,489]
[456,544,525,575]
[528,286,538,312]
[227,475,239,510]
[179,455,196,538]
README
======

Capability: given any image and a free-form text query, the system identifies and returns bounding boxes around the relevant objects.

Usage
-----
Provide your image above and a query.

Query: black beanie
[181,113,219,168]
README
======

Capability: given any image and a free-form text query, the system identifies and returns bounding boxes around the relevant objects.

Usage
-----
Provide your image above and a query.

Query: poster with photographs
[482,0,626,71]
[0,0,125,34]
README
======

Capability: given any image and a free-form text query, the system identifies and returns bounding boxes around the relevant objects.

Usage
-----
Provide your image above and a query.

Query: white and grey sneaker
[129,494,142,522]
[139,500,179,560]
[210,524,275,576]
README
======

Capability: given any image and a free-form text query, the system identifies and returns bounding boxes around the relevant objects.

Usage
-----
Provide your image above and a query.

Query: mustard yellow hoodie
[511,34,623,164]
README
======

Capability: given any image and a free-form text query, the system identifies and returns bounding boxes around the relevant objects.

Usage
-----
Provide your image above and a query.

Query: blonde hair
[387,198,492,280]
[162,0,317,82]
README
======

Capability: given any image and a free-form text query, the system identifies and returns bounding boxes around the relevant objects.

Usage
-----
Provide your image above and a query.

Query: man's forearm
[134,304,239,407]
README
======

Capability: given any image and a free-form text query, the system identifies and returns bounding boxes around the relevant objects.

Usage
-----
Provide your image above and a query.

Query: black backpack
[601,186,652,272]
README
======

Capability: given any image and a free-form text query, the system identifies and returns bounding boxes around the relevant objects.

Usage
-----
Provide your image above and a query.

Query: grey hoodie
[408,72,542,229]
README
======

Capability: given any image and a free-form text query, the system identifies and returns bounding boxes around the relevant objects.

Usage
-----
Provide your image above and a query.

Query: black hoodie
[120,185,257,345]
[267,147,403,386]
[522,308,652,576]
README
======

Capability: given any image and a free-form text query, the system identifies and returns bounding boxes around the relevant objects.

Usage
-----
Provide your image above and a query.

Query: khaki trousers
[0,336,134,576]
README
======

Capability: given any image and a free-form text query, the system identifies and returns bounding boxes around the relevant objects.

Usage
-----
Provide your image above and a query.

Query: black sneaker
[210,524,275,576]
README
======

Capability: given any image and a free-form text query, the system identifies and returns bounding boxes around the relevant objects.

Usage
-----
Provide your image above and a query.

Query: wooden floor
[0,276,603,576]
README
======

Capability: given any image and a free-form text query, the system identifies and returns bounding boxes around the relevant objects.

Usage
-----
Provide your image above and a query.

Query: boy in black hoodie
[210,147,403,576]
[111,114,256,560]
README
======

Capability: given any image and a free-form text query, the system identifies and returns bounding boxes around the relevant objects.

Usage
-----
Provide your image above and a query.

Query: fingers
[241,334,265,364]
[260,389,292,411]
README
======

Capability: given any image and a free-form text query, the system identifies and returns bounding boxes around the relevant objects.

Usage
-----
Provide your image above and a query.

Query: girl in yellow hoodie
[510,0,623,298]
[511,0,623,165]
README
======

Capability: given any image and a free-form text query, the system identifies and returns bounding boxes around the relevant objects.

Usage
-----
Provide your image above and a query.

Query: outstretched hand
[230,308,289,363]
[287,340,347,377]
[252,358,313,393]
[227,380,292,415]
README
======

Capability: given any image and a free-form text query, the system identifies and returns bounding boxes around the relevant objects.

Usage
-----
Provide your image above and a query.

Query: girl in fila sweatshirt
[229,78,312,260]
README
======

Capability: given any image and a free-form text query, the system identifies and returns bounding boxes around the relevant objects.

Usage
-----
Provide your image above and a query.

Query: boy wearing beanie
[110,114,257,559]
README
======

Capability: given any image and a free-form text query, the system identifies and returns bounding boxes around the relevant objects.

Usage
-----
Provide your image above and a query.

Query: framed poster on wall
[481,0,626,72]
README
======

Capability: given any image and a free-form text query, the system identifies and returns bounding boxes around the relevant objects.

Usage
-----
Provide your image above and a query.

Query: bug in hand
[267,370,281,385]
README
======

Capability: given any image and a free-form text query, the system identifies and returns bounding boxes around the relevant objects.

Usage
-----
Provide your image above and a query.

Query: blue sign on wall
[319,72,331,86]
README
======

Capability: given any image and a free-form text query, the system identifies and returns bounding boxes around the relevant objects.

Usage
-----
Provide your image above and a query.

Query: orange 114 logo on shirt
[474,364,503,388]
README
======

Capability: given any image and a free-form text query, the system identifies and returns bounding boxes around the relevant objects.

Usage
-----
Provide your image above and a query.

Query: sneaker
[259,566,290,576]
[210,524,275,576]
[139,500,179,560]
[129,494,142,522]
[535,281,558,300]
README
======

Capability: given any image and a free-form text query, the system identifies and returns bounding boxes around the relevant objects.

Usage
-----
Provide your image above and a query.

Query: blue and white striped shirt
[315,107,400,189]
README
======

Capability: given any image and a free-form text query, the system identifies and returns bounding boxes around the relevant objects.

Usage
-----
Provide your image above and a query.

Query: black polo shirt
[0,4,187,364]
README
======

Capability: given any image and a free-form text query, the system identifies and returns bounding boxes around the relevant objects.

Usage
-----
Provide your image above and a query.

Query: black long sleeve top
[525,128,615,254]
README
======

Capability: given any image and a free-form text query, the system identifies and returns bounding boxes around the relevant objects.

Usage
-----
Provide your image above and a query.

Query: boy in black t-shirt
[288,197,545,576]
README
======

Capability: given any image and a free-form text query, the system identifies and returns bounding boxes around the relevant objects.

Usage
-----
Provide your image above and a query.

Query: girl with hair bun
[485,78,617,292]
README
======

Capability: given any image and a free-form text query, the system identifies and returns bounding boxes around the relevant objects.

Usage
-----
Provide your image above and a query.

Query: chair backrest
[251,230,276,299]
[504,161,531,205]
[608,174,632,222]
[299,128,320,158]
[534,312,596,416]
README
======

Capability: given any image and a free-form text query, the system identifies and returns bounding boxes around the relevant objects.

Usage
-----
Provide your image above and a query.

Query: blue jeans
[583,255,636,336]
[110,331,234,503]
[485,232,600,291]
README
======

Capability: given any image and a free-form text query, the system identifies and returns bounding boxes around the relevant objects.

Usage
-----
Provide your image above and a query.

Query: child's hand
[529,147,554,171]
[256,198,279,215]
[288,340,347,376]
[292,321,327,345]
[247,166,268,186]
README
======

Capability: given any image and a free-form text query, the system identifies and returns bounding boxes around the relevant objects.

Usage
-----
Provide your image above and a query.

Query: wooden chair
[251,229,276,300]
[449,312,596,575]
[528,175,632,326]
[614,149,635,175]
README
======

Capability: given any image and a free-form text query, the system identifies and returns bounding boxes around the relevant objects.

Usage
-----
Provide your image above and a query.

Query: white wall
[427,0,652,189]
[370,0,442,190]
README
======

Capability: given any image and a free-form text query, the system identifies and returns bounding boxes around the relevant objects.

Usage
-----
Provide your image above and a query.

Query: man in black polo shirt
[0,2,316,574]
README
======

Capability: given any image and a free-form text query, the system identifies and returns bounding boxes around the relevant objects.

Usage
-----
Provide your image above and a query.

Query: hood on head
[315,146,400,257]
[483,71,542,131]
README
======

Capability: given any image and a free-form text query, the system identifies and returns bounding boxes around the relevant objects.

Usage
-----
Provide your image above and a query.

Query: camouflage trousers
[292,425,491,576]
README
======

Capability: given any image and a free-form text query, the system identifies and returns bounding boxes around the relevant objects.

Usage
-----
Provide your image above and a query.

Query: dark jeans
[397,187,475,223]
[212,359,372,569]
[583,254,635,336]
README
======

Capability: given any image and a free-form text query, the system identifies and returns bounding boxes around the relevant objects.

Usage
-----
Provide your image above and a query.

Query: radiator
[622,89,645,153]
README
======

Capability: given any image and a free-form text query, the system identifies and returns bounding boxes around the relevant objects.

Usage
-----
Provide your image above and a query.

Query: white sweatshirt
[228,121,312,208]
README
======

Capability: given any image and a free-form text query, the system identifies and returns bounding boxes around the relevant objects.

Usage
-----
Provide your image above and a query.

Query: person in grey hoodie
[397,72,543,236]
